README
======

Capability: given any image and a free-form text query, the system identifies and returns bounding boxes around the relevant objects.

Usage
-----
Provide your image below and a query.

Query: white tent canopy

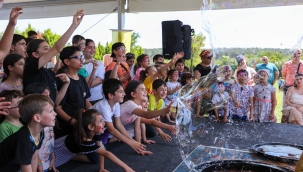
[0,0,301,20]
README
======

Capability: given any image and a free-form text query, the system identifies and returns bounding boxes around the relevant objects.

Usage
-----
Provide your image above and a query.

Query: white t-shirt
[83,59,105,101]
[90,99,120,123]
[164,81,181,107]
[120,100,141,126]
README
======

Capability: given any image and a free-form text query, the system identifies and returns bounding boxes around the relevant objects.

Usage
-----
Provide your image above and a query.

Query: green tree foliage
[43,29,61,48]
[14,24,36,37]
[130,32,145,58]
[184,33,206,70]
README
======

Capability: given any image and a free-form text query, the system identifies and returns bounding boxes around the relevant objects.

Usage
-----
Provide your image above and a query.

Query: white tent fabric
[0,0,302,20]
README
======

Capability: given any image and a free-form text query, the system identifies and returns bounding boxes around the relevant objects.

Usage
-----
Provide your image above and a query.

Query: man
[10,34,27,58]
[27,30,38,39]
[281,49,303,94]
[255,56,279,85]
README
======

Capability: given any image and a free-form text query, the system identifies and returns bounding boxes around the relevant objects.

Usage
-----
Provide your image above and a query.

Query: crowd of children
[0,6,295,172]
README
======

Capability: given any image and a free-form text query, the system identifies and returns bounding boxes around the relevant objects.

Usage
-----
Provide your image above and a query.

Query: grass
[274,83,283,123]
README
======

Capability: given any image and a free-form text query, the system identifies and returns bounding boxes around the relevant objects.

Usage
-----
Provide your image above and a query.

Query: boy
[152,54,164,64]
[55,46,91,138]
[10,34,27,58]
[72,35,88,78]
[212,82,230,122]
[0,94,56,172]
[27,30,38,39]
[0,90,23,142]
[91,78,147,155]
[148,79,168,112]
[175,59,185,81]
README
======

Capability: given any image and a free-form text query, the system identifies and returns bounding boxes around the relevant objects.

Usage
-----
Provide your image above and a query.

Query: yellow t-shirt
[143,76,153,95]
[148,94,164,111]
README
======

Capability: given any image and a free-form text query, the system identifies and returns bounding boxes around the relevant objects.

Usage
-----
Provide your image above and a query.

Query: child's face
[154,85,167,99]
[224,70,232,79]
[39,103,57,127]
[170,71,179,81]
[111,86,125,103]
[94,114,104,134]
[8,97,22,118]
[258,71,269,83]
[133,84,147,102]
[146,66,157,77]
[176,63,184,73]
[12,58,25,76]
[155,57,164,63]
[237,72,248,84]
[186,78,194,84]
[126,58,135,68]
[35,41,50,58]
[141,97,149,111]
[84,42,96,58]
[218,84,225,93]
[78,39,86,52]
[141,56,150,68]
[68,51,83,70]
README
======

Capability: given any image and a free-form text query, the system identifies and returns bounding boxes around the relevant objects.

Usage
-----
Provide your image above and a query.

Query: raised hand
[9,7,23,26]
[73,10,84,27]
[92,60,98,70]
[56,73,70,83]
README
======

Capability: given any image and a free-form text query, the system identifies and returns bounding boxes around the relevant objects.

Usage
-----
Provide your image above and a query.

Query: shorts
[231,114,248,121]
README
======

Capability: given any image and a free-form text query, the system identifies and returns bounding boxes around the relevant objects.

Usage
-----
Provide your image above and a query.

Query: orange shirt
[282,60,303,86]
[106,61,130,88]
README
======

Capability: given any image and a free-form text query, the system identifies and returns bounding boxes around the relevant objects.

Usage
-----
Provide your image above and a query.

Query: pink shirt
[282,60,303,86]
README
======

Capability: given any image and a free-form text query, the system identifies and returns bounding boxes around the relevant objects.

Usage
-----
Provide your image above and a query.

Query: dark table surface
[57,121,303,172]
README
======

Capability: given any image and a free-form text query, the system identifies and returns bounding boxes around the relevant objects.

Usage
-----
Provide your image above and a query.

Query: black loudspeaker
[162,20,193,59]
[162,20,183,59]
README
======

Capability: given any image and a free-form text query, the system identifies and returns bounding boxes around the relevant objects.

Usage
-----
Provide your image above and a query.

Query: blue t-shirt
[255,63,278,84]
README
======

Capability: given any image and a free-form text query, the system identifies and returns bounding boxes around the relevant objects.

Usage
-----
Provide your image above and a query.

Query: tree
[184,32,206,70]
[43,29,61,48]
[130,32,145,58]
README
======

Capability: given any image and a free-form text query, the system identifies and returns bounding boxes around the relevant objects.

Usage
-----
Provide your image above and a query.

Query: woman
[194,49,212,80]
[234,55,256,86]
[282,73,303,125]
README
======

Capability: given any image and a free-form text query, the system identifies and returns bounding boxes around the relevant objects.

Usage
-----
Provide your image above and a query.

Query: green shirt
[0,120,23,142]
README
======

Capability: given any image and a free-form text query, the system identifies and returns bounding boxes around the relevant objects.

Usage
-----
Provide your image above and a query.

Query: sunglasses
[205,55,213,59]
[67,55,84,61]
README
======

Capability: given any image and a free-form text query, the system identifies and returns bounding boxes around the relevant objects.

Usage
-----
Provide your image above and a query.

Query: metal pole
[117,0,125,30]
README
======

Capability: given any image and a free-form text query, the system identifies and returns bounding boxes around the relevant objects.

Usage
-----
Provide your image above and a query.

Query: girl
[23,10,83,102]
[165,69,181,123]
[234,55,256,86]
[54,109,134,172]
[253,69,277,122]
[120,80,176,145]
[222,65,235,94]
[133,54,150,81]
[126,53,135,79]
[0,54,24,93]
[180,73,195,86]
[140,52,183,95]
[229,69,254,121]
[23,83,57,172]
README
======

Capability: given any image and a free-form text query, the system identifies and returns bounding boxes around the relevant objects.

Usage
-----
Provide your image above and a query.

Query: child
[72,35,89,78]
[165,69,181,123]
[0,94,56,172]
[0,54,24,93]
[0,90,23,142]
[222,65,235,94]
[24,83,58,172]
[55,46,91,138]
[212,82,230,122]
[229,69,254,121]
[133,54,150,81]
[91,78,147,155]
[126,53,135,79]
[120,80,175,144]
[148,79,168,112]
[253,69,277,122]
[175,59,185,81]
[141,52,184,94]
[180,73,195,87]
[23,10,83,102]
[54,109,134,172]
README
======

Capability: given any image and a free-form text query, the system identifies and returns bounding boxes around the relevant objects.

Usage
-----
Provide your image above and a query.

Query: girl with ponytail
[54,109,134,172]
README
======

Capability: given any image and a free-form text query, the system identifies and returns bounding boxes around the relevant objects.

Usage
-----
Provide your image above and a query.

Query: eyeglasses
[67,55,84,61]
[9,106,18,109]
[117,47,127,51]
[205,55,213,59]
[296,78,303,81]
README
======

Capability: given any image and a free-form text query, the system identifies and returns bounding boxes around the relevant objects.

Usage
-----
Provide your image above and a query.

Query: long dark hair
[26,39,46,62]
[3,54,23,77]
[124,80,142,102]
[139,66,154,82]
[134,54,148,76]
[74,108,99,144]
[165,69,177,82]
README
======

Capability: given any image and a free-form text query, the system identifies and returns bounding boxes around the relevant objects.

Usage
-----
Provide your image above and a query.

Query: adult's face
[114,46,126,58]
[202,54,212,65]
[293,49,302,60]
[84,41,96,59]
[262,56,269,64]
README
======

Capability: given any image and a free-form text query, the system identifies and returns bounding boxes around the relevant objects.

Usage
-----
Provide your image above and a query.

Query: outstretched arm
[0,7,23,61]
[38,10,84,69]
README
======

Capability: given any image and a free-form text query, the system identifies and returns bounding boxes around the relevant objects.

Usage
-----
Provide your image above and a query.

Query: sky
[1,4,303,50]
